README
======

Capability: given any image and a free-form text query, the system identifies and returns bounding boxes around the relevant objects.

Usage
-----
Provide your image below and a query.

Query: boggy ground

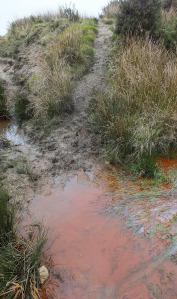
[28,167,177,299]
[1,22,177,298]
[0,22,112,203]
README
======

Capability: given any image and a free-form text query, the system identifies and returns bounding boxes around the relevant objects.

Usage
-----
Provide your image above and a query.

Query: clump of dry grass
[0,228,47,299]
[90,38,177,164]
[0,81,9,119]
[29,59,72,119]
[1,8,78,57]
[102,1,120,25]
[102,1,120,18]
[28,21,97,120]
[0,188,47,299]
[46,24,83,66]
[0,6,97,122]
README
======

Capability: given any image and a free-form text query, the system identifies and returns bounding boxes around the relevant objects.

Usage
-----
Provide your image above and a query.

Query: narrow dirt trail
[35,22,112,178]
[25,23,177,299]
[74,23,112,114]
[0,23,112,189]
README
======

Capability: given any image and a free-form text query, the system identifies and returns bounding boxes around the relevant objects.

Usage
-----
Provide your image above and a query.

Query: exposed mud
[0,22,112,202]
[28,22,112,178]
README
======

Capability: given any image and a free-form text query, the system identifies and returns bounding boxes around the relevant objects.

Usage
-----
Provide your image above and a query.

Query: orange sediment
[157,157,177,172]
[28,174,177,299]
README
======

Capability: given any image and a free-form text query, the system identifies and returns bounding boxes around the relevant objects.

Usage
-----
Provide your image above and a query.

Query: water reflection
[0,120,27,146]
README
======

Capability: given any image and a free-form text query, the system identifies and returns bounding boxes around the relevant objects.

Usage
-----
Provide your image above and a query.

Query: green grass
[0,81,8,119]
[0,229,47,298]
[15,92,32,124]
[0,11,73,58]
[160,8,177,50]
[27,19,97,121]
[0,189,13,244]
[0,10,97,123]
[129,156,159,178]
[0,188,47,298]
[89,38,177,176]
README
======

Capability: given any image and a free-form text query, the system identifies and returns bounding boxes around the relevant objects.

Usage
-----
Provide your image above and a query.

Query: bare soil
[0,22,112,202]
[30,22,112,178]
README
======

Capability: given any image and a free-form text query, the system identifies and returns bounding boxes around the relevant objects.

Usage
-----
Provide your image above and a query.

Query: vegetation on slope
[0,188,47,298]
[90,39,177,163]
[115,0,161,38]
[102,1,120,24]
[28,19,97,120]
[0,81,9,119]
[0,7,79,58]
[0,7,98,123]
[161,8,177,49]
[90,0,177,177]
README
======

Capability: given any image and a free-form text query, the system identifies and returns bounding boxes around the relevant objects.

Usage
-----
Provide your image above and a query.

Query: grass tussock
[0,6,97,123]
[90,39,177,169]
[161,8,177,50]
[29,59,72,119]
[0,189,47,298]
[28,20,97,121]
[0,189,13,242]
[102,1,120,18]
[103,1,177,49]
[0,230,47,298]
[0,6,79,57]
[102,1,119,25]
[0,81,9,119]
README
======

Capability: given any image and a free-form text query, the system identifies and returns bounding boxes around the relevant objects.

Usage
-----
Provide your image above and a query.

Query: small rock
[38,265,49,285]
[138,226,145,235]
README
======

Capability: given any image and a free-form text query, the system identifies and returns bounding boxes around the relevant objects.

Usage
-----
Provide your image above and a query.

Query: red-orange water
[29,173,177,299]
[157,157,177,172]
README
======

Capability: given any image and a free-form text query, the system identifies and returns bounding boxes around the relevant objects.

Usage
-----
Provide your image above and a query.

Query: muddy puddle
[0,120,27,146]
[27,171,177,299]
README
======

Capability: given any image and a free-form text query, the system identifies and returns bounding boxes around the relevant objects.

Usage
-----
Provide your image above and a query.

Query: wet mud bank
[0,119,50,205]
[28,170,177,299]
[0,22,112,213]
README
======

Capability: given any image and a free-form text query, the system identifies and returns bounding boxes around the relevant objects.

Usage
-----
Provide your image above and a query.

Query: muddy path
[2,22,177,299]
[0,23,113,200]
[0,22,112,201]
[29,22,112,179]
